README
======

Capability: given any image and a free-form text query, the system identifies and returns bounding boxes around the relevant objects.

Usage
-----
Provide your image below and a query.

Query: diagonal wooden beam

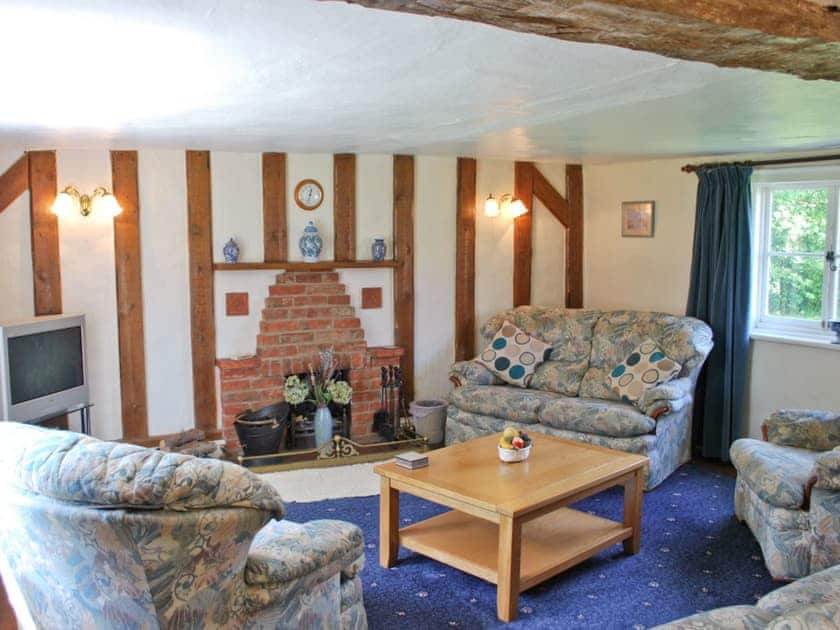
[333,0,840,81]
[531,166,569,226]
[0,154,28,213]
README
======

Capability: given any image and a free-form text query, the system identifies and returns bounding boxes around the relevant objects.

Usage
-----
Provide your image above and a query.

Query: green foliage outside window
[767,189,827,320]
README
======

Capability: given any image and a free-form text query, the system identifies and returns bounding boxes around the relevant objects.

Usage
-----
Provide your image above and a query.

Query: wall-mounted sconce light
[483,193,527,218]
[51,186,122,218]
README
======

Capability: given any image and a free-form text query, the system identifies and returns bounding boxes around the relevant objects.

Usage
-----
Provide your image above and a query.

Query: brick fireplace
[216,270,403,449]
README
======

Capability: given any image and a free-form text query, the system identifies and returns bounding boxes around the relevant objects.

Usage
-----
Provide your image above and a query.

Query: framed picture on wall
[621,201,655,237]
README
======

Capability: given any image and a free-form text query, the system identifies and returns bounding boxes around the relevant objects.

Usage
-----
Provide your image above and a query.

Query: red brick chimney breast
[216,270,403,449]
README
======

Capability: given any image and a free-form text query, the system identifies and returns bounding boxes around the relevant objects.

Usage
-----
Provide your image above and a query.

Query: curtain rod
[681,153,840,173]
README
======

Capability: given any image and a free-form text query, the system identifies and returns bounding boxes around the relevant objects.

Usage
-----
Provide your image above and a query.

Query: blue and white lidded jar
[223,238,240,263]
[299,221,323,263]
[371,238,387,262]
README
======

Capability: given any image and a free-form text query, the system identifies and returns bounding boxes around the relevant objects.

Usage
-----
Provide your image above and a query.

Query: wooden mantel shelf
[214,261,401,271]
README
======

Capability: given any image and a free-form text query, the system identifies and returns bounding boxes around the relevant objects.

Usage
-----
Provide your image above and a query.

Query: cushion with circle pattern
[475,320,552,388]
[607,339,681,404]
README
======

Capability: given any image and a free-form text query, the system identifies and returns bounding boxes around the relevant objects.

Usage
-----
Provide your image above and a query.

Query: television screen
[8,327,84,405]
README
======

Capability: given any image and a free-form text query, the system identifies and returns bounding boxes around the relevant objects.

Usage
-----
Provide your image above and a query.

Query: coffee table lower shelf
[398,508,631,592]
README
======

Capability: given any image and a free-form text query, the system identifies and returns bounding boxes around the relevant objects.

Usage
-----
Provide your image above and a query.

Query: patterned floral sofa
[0,423,367,629]
[447,307,713,489]
[730,409,840,580]
[653,563,840,629]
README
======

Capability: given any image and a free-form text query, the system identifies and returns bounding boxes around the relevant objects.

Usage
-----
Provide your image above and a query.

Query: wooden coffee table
[374,433,648,622]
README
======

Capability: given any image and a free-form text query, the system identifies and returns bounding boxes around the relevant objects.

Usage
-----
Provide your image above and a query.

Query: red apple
[511,437,525,449]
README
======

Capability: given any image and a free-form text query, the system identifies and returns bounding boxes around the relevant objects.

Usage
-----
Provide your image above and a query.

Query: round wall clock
[294,179,324,211]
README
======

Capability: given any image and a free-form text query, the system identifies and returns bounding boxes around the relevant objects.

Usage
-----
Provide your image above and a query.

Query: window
[753,169,840,342]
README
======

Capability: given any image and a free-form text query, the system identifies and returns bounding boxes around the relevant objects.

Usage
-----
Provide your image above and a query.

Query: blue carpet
[285,465,780,629]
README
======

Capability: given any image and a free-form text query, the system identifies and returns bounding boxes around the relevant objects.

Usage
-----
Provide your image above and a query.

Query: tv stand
[24,403,93,435]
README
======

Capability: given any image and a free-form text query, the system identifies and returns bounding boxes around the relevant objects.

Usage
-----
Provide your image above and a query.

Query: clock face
[295,179,323,211]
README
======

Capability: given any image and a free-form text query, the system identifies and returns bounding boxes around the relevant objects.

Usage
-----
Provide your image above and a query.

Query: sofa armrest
[245,519,364,588]
[636,377,693,418]
[814,448,840,491]
[762,409,840,451]
[449,360,502,388]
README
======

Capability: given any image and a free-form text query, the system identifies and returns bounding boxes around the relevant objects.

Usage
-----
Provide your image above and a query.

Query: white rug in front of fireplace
[260,462,379,503]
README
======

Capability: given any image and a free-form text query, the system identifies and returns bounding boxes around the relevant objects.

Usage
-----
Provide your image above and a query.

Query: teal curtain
[686,165,753,461]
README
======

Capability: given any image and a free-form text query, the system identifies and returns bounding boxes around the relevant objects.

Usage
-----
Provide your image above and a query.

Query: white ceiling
[0,0,839,162]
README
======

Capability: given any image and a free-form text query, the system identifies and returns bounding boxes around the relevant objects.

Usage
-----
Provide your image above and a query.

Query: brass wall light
[51,186,122,218]
[483,193,527,218]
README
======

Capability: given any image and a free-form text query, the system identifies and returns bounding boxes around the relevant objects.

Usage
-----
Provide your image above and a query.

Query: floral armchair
[0,423,367,629]
[730,409,840,580]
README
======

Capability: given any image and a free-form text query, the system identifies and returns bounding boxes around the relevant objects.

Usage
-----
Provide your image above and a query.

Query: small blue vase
[299,221,323,263]
[371,238,386,262]
[314,405,333,448]
[223,238,240,263]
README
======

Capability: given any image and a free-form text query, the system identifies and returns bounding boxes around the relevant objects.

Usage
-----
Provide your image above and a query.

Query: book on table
[395,451,428,469]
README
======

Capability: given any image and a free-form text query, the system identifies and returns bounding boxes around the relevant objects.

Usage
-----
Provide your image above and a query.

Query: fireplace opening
[287,368,351,449]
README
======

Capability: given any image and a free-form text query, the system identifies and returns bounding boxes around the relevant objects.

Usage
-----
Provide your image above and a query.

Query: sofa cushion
[450,385,560,424]
[0,422,285,515]
[539,397,656,437]
[607,339,681,404]
[730,438,820,509]
[579,310,713,401]
[480,307,602,396]
[475,320,552,387]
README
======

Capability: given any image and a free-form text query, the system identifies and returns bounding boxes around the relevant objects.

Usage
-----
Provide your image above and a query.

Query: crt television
[0,314,88,423]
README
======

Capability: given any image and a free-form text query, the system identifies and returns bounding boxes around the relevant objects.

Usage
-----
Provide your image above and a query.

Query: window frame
[751,166,840,343]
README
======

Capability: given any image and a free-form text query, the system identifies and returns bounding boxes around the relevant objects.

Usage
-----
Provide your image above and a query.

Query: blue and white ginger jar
[299,221,323,263]
[371,238,386,262]
[223,238,240,263]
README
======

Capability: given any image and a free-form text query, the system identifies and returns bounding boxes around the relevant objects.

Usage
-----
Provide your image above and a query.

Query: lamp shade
[509,198,528,218]
[51,191,75,217]
[96,193,123,217]
[484,194,500,217]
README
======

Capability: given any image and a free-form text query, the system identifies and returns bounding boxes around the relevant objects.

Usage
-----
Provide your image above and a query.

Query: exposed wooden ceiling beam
[332,1,840,81]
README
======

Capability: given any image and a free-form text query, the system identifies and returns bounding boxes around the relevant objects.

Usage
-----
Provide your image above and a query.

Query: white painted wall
[138,150,196,435]
[212,152,263,263]
[532,161,567,308]
[415,156,457,400]
[583,156,840,438]
[287,154,333,262]
[0,149,567,438]
[55,150,122,438]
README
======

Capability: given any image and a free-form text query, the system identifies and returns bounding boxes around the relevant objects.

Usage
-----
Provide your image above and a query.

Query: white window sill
[750,330,840,352]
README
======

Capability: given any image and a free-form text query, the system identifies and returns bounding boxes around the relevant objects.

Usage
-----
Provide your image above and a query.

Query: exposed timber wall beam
[262,152,288,262]
[111,150,150,439]
[28,150,62,316]
[185,150,218,432]
[455,157,477,361]
[513,162,533,308]
[564,165,584,308]
[393,155,415,402]
[333,0,840,81]
[0,154,28,213]
[334,153,357,261]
